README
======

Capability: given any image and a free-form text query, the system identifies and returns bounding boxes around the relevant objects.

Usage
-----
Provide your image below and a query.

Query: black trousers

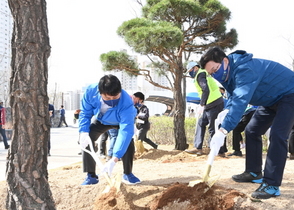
[99,132,109,156]
[232,110,255,151]
[245,94,294,186]
[288,127,294,154]
[82,119,134,175]
[137,126,157,149]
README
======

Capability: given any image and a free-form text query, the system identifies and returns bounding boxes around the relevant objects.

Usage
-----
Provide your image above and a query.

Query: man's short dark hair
[99,74,122,96]
[133,92,145,101]
[200,47,227,69]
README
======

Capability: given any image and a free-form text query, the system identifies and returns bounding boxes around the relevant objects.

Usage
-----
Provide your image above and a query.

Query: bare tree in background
[6,0,55,209]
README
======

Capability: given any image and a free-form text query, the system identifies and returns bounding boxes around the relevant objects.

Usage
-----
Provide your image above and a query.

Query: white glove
[215,109,229,129]
[79,132,92,149]
[196,106,204,118]
[216,109,229,124]
[102,159,116,176]
[210,130,226,157]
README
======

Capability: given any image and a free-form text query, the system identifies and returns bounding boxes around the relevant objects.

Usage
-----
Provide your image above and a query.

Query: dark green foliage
[117,18,183,54]
[100,51,139,75]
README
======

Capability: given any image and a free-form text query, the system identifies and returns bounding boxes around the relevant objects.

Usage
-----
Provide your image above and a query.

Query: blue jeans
[99,129,118,157]
[245,93,294,186]
[107,128,118,157]
[0,125,9,148]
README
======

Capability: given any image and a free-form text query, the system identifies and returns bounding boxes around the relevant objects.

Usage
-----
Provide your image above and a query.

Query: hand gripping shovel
[188,118,222,190]
[81,142,121,193]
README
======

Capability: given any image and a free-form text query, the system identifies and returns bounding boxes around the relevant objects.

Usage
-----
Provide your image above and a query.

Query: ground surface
[1,145,294,210]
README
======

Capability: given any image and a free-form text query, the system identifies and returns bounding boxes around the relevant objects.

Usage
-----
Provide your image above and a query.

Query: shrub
[148,116,199,145]
[148,116,269,151]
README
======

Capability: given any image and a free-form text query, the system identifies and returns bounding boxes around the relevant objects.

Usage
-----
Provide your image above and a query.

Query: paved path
[0,124,82,181]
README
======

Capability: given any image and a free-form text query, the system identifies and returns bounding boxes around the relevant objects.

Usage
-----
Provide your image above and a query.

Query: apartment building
[0,0,12,106]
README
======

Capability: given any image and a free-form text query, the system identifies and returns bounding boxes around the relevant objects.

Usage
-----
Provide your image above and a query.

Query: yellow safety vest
[194,69,222,104]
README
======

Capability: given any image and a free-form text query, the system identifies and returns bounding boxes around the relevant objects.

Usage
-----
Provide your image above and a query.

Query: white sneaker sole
[121,179,141,185]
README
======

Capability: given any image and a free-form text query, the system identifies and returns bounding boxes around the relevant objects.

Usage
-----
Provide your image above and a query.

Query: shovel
[188,116,222,189]
[81,141,121,193]
[188,147,221,190]
[134,135,145,154]
[134,127,145,154]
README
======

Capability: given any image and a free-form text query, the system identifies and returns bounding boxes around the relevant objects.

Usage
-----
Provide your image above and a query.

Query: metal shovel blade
[188,164,220,191]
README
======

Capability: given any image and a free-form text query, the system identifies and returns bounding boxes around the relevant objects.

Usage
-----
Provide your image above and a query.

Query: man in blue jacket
[79,74,140,185]
[200,47,294,199]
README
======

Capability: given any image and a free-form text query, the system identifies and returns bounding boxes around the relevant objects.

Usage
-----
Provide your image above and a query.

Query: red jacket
[0,106,6,125]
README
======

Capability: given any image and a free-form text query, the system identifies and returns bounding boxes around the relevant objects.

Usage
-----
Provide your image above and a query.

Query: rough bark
[6,0,55,209]
[173,67,188,150]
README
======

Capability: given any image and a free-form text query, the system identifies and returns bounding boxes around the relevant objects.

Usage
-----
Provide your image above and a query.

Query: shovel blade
[189,164,219,188]
[188,179,203,187]
[102,173,122,194]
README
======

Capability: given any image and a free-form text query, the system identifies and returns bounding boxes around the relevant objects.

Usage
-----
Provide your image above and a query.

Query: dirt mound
[93,182,255,210]
[136,147,221,163]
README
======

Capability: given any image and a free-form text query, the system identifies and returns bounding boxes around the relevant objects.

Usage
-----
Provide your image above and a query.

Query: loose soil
[1,145,294,209]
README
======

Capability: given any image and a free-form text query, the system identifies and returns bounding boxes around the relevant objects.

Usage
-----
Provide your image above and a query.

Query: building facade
[0,0,12,106]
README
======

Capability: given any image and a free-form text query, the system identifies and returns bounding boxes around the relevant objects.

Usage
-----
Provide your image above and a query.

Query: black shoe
[48,153,51,156]
[228,151,242,157]
[232,171,263,183]
[5,145,10,149]
[218,153,226,157]
[78,152,82,155]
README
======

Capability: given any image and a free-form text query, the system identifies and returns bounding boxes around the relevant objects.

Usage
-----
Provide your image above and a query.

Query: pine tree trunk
[173,70,188,150]
[6,0,55,209]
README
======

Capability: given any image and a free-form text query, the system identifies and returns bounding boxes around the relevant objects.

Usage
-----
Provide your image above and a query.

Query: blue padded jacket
[221,51,294,132]
[79,83,137,158]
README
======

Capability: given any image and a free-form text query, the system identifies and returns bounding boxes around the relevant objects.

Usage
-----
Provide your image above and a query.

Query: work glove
[209,130,226,157]
[79,132,92,149]
[102,159,116,176]
[216,109,229,124]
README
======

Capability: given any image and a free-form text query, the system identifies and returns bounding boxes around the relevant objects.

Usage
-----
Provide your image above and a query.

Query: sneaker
[232,172,263,183]
[122,173,141,185]
[228,151,242,157]
[184,148,199,154]
[81,174,99,185]
[251,182,280,199]
[5,145,10,149]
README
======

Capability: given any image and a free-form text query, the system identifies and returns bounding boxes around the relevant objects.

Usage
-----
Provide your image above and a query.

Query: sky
[46,0,294,92]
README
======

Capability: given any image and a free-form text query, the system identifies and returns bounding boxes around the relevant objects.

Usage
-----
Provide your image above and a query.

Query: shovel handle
[81,143,113,186]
